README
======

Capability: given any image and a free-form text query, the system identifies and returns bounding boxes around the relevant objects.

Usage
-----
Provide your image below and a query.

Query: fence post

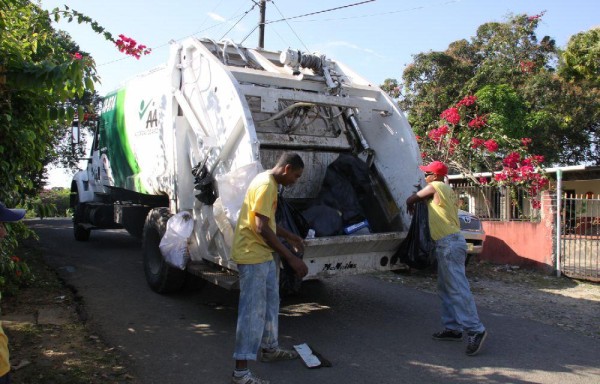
[555,169,563,277]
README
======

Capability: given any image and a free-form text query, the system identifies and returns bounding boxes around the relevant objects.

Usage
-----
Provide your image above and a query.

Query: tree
[1,1,151,202]
[394,13,599,166]
[0,0,150,294]
[559,27,600,85]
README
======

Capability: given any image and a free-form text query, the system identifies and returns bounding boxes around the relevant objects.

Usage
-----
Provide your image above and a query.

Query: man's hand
[287,233,305,254]
[287,255,308,278]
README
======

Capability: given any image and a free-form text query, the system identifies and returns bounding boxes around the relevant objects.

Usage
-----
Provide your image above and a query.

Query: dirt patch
[377,260,600,339]
[1,244,138,384]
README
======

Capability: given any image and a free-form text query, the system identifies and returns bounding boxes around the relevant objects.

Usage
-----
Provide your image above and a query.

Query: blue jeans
[0,373,10,384]
[233,260,279,360]
[434,232,485,333]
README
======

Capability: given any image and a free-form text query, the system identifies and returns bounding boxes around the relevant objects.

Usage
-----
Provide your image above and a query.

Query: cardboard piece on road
[293,343,332,369]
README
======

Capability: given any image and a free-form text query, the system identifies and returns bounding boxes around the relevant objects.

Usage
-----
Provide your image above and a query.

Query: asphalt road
[30,218,600,384]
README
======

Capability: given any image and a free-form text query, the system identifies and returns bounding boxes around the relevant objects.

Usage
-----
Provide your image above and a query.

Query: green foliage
[475,84,527,137]
[1,1,97,203]
[0,1,146,295]
[24,188,71,218]
[559,28,600,85]
[394,13,599,166]
[0,222,36,296]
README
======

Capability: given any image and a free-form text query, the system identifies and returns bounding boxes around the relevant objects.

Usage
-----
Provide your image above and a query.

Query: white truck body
[71,38,422,292]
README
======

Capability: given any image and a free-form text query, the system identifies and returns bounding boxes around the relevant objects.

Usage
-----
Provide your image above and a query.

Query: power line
[265,0,376,25]
[270,0,310,52]
[219,2,259,40]
[272,0,465,24]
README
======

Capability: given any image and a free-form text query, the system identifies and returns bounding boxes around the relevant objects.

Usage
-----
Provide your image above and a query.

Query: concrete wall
[477,191,555,271]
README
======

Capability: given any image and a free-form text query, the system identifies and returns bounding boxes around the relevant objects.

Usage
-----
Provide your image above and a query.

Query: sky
[41,0,599,187]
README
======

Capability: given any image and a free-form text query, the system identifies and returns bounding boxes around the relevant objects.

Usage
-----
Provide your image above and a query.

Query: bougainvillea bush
[418,94,549,215]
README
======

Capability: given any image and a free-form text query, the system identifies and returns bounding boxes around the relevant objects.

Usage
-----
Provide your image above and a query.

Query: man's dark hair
[276,152,304,170]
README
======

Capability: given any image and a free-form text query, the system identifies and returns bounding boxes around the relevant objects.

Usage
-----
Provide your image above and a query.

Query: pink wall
[480,222,554,269]
[478,192,556,270]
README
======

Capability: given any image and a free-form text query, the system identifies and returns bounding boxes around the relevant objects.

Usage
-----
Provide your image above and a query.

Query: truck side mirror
[71,118,80,145]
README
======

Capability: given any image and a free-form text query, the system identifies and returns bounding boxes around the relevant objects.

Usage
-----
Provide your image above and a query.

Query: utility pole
[258,0,266,48]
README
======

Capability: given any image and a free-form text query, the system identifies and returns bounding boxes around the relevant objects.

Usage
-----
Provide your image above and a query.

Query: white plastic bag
[159,211,194,270]
[213,198,234,249]
[215,161,263,228]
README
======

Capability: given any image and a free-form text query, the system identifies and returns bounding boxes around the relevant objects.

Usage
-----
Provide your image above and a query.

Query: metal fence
[452,183,541,222]
[560,194,600,282]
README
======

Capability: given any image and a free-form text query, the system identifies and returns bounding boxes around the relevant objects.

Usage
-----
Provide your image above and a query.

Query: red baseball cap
[419,161,448,176]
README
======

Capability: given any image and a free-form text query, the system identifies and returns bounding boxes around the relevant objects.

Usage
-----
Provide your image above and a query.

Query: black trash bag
[397,202,435,269]
[302,204,343,237]
[275,193,309,295]
[316,170,363,224]
[192,161,217,205]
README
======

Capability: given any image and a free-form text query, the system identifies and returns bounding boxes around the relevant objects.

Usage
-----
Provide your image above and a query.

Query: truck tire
[142,208,186,293]
[73,203,91,241]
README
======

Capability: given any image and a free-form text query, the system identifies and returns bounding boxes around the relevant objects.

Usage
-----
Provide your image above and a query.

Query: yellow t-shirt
[427,181,460,241]
[231,171,278,264]
[0,323,9,377]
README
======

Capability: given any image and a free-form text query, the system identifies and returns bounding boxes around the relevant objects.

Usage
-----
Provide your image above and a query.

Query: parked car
[458,210,486,265]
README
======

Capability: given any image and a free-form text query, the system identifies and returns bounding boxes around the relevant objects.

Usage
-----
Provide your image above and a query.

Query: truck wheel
[142,208,186,293]
[73,203,91,241]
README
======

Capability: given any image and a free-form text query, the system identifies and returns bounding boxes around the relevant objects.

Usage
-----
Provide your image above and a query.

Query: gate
[560,193,600,282]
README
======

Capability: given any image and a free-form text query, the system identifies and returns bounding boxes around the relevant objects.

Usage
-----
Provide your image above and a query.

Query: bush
[25,188,72,218]
[0,222,35,296]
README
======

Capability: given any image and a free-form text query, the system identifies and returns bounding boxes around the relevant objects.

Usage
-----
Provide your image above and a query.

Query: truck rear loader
[70,37,422,293]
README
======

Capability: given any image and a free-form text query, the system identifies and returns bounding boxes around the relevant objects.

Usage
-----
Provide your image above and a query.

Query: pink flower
[503,152,521,169]
[440,108,460,125]
[456,95,477,107]
[519,165,535,175]
[428,129,441,142]
[532,155,545,164]
[494,173,508,182]
[71,52,83,60]
[478,177,488,185]
[449,138,460,154]
[468,115,487,129]
[484,139,498,152]
[115,34,152,59]
[471,138,485,149]
[531,200,542,209]
[519,61,535,73]
[521,137,532,147]
[427,125,449,142]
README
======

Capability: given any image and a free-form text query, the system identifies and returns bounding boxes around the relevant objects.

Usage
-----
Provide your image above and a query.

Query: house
[447,164,600,281]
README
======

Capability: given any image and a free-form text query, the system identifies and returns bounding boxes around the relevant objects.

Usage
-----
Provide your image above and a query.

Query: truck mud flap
[302,231,407,278]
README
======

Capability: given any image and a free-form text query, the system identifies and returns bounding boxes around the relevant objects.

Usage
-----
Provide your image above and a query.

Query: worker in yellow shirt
[231,153,308,384]
[406,161,487,356]
[0,202,27,383]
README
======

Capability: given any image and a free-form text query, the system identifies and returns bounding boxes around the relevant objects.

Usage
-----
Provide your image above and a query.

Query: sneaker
[260,347,299,362]
[231,370,270,384]
[432,329,463,341]
[466,330,487,356]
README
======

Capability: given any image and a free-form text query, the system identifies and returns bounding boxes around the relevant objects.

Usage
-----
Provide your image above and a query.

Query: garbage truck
[70,37,422,293]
